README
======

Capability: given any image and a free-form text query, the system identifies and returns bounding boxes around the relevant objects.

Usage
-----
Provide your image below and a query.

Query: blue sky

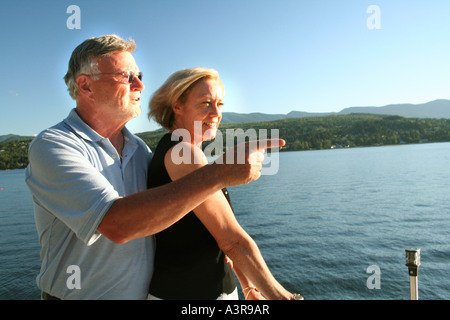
[1,0,450,136]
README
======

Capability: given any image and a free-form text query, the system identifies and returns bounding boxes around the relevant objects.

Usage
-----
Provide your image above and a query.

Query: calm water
[1,143,449,300]
[230,143,450,300]
[0,169,41,300]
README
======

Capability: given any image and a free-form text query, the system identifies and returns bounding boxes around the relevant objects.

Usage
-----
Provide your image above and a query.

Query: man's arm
[98,138,285,244]
[98,162,225,243]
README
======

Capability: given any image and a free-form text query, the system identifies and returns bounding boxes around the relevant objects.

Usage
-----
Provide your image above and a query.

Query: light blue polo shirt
[25,109,154,299]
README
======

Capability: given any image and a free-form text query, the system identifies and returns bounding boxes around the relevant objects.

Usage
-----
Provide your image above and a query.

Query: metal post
[405,248,421,300]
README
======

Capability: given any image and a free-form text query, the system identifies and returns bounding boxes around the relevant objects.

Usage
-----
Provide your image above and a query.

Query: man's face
[90,51,145,123]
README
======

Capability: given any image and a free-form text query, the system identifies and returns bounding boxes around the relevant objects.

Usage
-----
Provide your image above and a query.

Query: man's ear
[76,75,94,100]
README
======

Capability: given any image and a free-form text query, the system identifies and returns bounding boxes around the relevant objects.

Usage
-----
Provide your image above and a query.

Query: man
[25,35,284,299]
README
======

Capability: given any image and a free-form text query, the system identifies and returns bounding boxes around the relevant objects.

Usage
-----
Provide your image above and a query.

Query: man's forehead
[95,51,139,72]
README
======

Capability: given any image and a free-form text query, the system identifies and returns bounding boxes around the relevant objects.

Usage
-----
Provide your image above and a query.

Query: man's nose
[131,76,145,91]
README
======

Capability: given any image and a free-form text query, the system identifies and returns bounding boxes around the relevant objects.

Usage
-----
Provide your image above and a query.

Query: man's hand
[213,139,286,187]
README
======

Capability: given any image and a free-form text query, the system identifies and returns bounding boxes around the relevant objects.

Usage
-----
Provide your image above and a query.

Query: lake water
[1,143,449,300]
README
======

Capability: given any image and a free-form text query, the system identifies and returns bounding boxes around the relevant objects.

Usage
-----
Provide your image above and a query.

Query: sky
[1,0,450,136]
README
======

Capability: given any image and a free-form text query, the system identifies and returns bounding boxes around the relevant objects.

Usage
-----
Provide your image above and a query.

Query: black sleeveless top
[147,133,236,299]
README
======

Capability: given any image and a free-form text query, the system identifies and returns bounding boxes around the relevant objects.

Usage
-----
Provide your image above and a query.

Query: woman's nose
[210,103,222,116]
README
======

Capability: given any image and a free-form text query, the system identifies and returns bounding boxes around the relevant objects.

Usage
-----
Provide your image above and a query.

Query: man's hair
[148,67,223,130]
[64,34,136,100]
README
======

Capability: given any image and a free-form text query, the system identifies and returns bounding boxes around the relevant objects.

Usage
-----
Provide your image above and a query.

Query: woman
[147,67,302,300]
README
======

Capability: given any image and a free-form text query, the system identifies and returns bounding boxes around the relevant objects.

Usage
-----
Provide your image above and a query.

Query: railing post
[405,248,421,300]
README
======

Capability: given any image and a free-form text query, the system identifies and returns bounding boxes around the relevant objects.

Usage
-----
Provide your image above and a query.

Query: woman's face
[173,78,224,145]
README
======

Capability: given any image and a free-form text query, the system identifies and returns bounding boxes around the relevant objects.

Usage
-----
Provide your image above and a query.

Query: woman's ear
[172,101,184,116]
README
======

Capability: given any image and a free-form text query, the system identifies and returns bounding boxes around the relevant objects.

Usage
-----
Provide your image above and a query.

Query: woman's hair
[148,67,223,130]
[64,34,136,100]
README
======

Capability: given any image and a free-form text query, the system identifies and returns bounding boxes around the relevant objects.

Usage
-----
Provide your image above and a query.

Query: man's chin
[129,105,142,119]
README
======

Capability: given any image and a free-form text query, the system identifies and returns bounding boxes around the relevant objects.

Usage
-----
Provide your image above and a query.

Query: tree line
[235,114,450,152]
[0,140,31,170]
[2,114,450,170]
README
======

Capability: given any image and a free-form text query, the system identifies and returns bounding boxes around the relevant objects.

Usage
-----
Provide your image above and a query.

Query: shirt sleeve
[25,132,120,245]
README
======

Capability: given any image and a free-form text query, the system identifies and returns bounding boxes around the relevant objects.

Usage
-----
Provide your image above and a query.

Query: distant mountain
[220,112,286,124]
[286,110,335,118]
[221,99,450,124]
[0,134,34,143]
[220,111,336,124]
[339,99,450,119]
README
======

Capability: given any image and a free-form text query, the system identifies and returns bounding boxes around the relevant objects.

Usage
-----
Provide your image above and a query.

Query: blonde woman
[147,67,302,300]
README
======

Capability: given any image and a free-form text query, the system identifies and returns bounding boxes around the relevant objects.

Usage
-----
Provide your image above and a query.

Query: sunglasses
[85,71,143,84]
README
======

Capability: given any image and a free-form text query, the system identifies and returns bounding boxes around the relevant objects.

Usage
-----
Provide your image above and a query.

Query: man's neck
[75,106,127,154]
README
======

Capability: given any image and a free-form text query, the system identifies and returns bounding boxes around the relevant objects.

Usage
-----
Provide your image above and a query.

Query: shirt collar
[64,109,104,142]
[64,108,136,147]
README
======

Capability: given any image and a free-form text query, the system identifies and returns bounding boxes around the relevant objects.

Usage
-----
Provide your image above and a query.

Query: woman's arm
[164,142,293,300]
[98,139,278,243]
